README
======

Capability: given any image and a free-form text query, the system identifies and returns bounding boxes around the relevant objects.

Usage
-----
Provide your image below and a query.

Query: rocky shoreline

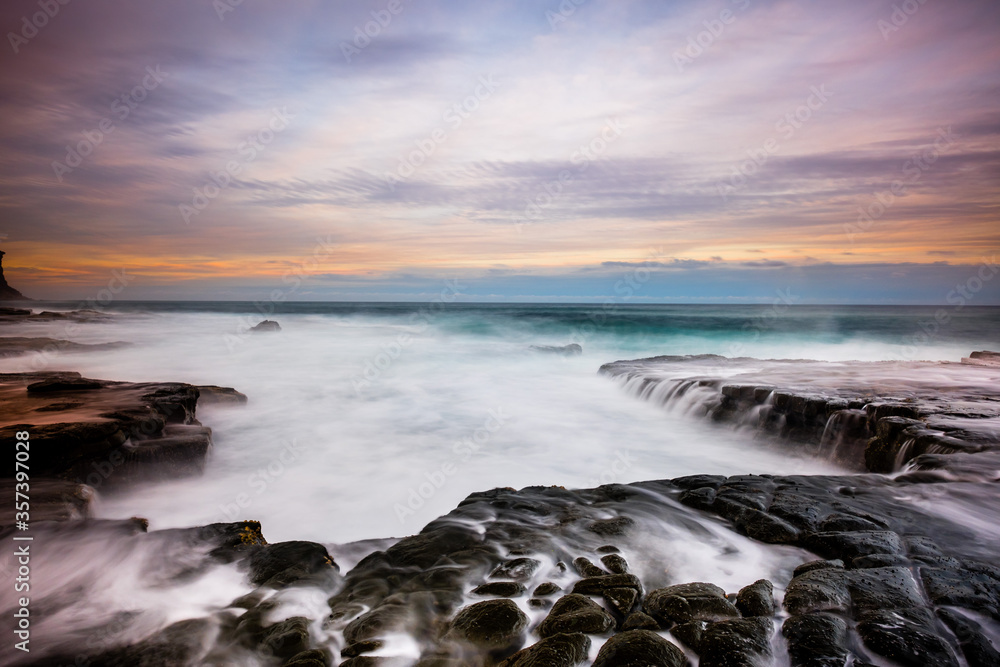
[2,352,1000,666]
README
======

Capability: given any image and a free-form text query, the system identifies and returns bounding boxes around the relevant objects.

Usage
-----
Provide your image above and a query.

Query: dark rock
[283,648,332,666]
[937,608,1000,667]
[532,582,561,597]
[920,565,1000,618]
[196,385,249,405]
[344,601,411,645]
[600,553,629,574]
[342,640,384,658]
[603,586,640,617]
[596,545,621,553]
[588,516,636,537]
[591,629,687,667]
[782,612,849,667]
[497,632,591,667]
[537,594,615,637]
[571,573,642,596]
[621,611,660,631]
[260,616,311,659]
[805,530,903,560]
[472,581,527,598]
[644,582,740,625]
[672,620,708,652]
[27,377,106,392]
[527,598,552,610]
[848,567,926,614]
[0,251,29,300]
[248,540,338,587]
[86,618,213,666]
[699,617,773,667]
[851,554,908,569]
[251,320,282,332]
[447,599,528,651]
[573,556,606,577]
[793,560,844,578]
[857,609,959,667]
[735,579,774,617]
[740,509,801,543]
[491,557,542,581]
[784,568,851,616]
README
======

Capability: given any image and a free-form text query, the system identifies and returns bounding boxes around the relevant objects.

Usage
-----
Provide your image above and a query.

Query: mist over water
[4,303,997,544]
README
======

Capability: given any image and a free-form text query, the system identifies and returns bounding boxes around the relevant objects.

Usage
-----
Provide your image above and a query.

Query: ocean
[3,302,997,543]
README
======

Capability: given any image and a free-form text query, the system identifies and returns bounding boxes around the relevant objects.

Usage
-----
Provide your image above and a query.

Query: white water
[0,309,860,544]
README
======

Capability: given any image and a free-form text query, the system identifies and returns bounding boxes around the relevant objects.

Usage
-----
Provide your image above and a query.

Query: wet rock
[588,516,636,537]
[497,632,591,667]
[86,618,214,666]
[644,582,740,625]
[857,608,958,667]
[342,640,384,658]
[596,545,621,553]
[699,617,773,667]
[472,581,527,598]
[781,612,849,667]
[784,568,851,616]
[672,620,708,652]
[248,540,338,587]
[621,611,660,631]
[571,573,642,596]
[527,598,552,610]
[573,556,606,577]
[937,608,1000,667]
[447,599,528,651]
[537,594,615,637]
[260,616,311,659]
[250,320,281,332]
[735,579,774,617]
[920,564,1000,618]
[283,648,332,666]
[603,586,640,617]
[591,629,687,667]
[344,601,411,645]
[532,582,561,597]
[793,559,844,578]
[196,385,249,405]
[490,557,542,581]
[600,553,629,574]
[847,567,924,614]
[739,509,801,543]
[851,554,908,569]
[805,530,903,561]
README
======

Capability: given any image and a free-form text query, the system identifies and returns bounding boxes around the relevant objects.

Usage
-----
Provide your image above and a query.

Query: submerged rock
[591,629,687,667]
[529,343,582,356]
[537,594,615,637]
[497,632,591,667]
[250,319,282,332]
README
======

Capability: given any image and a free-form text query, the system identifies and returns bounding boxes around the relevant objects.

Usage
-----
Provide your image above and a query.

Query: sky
[0,0,998,303]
